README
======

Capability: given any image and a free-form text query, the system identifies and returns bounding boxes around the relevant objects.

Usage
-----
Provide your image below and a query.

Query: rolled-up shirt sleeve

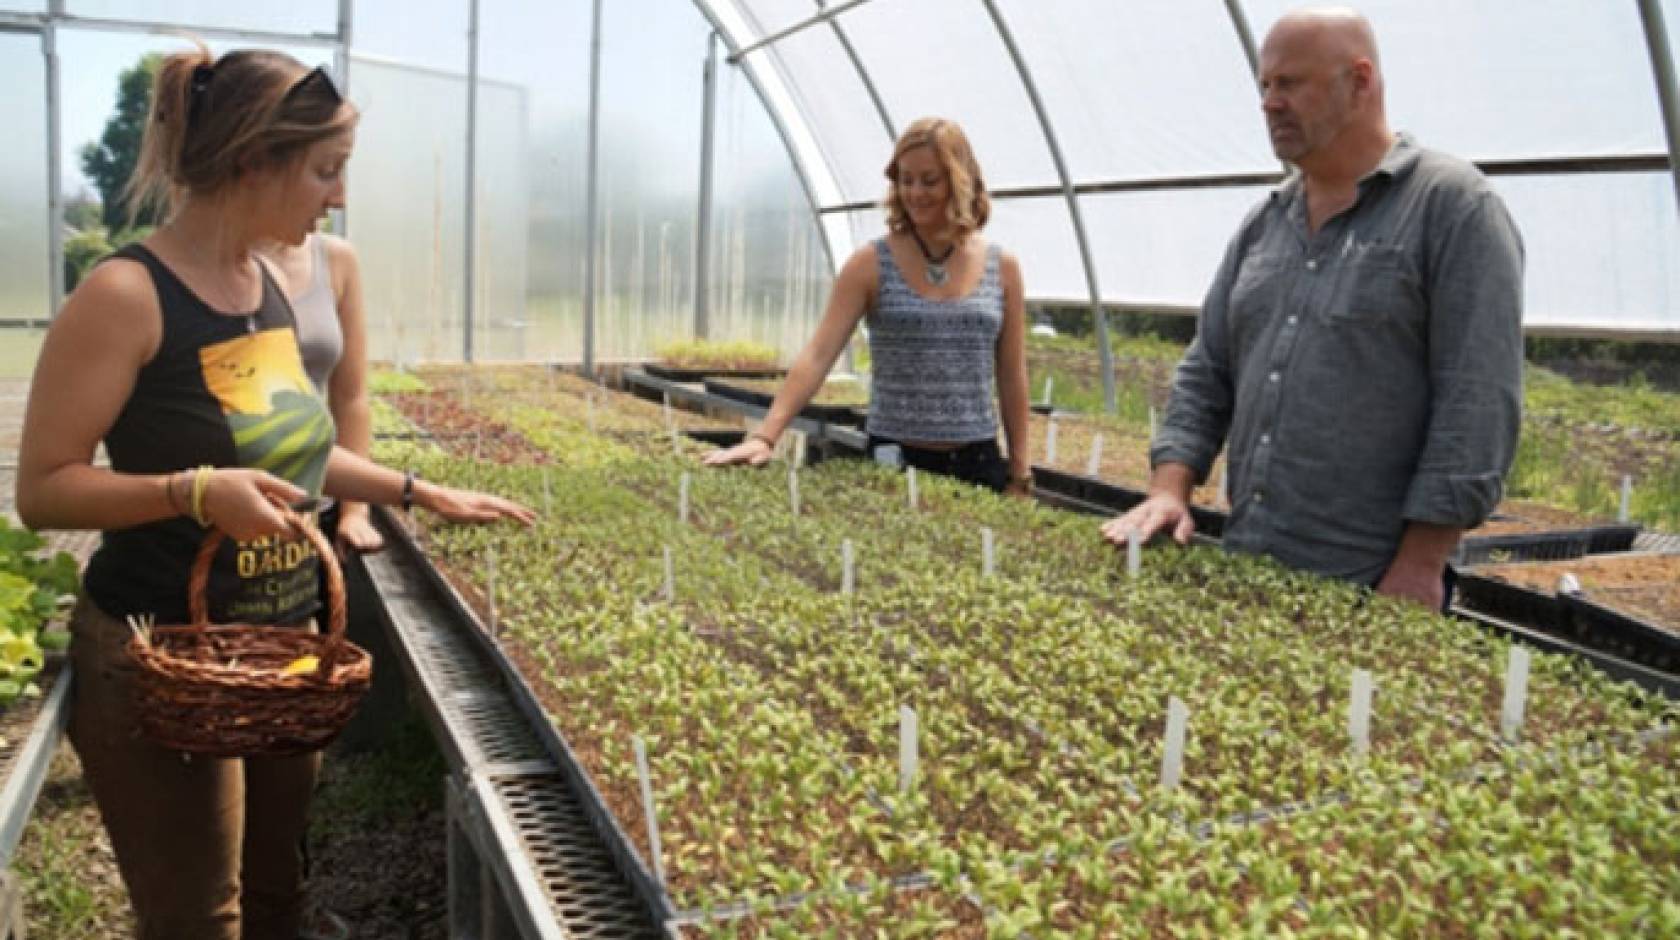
[1151,226,1247,482]
[1401,190,1525,529]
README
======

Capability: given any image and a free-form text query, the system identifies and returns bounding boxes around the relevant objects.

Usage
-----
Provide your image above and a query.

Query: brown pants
[67,598,321,940]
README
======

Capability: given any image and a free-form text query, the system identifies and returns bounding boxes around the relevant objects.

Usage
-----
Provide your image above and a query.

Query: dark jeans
[867,436,1010,493]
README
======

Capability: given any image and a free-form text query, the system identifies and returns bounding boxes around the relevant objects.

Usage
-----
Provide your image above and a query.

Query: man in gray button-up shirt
[1102,7,1523,609]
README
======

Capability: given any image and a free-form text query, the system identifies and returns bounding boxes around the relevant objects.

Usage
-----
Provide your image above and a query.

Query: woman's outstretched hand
[416,481,536,527]
[702,437,774,467]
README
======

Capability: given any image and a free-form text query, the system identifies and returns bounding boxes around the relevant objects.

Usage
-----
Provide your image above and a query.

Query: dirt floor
[12,716,449,939]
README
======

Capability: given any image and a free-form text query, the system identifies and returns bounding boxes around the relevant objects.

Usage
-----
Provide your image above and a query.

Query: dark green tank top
[82,244,336,626]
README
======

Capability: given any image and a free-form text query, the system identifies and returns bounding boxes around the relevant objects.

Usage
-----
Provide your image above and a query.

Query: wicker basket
[128,505,373,758]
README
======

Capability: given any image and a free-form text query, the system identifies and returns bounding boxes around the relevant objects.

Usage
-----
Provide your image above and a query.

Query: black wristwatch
[401,470,419,512]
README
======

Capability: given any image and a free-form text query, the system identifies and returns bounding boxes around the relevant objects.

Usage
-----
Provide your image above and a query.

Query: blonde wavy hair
[882,117,990,239]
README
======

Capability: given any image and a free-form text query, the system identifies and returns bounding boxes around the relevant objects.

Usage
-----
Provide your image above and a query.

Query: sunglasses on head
[285,65,344,108]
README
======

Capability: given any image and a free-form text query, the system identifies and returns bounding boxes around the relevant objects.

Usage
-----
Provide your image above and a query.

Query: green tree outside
[80,53,162,231]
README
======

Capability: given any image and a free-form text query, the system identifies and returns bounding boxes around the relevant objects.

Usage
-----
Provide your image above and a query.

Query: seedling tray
[1564,593,1680,674]
[1457,523,1640,566]
[642,364,786,382]
[1031,465,1229,537]
[1454,570,1572,633]
[702,378,866,426]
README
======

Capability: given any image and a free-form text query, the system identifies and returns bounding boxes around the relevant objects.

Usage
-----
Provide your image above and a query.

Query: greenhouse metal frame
[3,1,1680,390]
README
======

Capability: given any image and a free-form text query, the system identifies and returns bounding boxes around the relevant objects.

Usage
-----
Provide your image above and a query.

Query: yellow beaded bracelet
[189,465,215,528]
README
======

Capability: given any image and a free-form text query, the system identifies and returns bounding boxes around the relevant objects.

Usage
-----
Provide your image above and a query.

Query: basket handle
[187,495,349,668]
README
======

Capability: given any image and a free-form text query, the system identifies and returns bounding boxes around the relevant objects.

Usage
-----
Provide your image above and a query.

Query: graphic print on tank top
[198,328,335,621]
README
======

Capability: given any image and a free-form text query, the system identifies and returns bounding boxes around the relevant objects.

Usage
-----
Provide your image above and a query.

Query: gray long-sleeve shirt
[1153,135,1524,585]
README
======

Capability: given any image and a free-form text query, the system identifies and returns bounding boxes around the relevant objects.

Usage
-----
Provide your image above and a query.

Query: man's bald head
[1265,7,1382,72]
[1257,6,1390,171]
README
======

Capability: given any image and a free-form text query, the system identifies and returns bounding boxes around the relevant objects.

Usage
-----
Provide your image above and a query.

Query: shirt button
[1287,315,1299,326]
[1254,491,1265,503]
[1260,433,1272,445]
[1305,259,1318,271]
[1269,371,1281,383]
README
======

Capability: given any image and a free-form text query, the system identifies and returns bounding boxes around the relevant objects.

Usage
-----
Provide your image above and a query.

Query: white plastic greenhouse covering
[3,0,1679,364]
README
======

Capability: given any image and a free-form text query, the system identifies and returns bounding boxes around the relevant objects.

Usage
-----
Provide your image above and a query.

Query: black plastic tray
[1454,570,1572,633]
[702,378,867,426]
[642,363,785,382]
[1457,523,1640,566]
[684,428,745,447]
[1031,465,1230,537]
[1565,593,1680,674]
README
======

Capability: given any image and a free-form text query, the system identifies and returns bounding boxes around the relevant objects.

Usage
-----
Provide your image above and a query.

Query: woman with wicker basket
[14,45,533,940]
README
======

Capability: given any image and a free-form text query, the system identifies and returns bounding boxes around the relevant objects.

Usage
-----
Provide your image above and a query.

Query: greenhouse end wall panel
[0,31,47,327]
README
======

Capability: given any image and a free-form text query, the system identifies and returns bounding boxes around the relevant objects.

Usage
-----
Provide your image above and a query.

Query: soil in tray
[728,377,869,408]
[1473,553,1680,634]
[1475,553,1680,592]
[1469,500,1620,537]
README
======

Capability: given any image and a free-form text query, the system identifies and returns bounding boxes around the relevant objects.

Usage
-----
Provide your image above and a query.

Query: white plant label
[1042,376,1053,407]
[1046,415,1059,464]
[982,527,996,578]
[908,468,919,510]
[792,429,808,470]
[1619,474,1633,523]
[1086,433,1104,477]
[1348,669,1373,758]
[899,705,919,795]
[662,545,674,603]
[1160,696,1189,793]
[1501,647,1531,742]
[678,472,691,525]
[842,539,855,595]
[632,735,666,885]
[788,467,800,516]
[1218,465,1230,508]
[1126,530,1142,579]
[1148,405,1158,441]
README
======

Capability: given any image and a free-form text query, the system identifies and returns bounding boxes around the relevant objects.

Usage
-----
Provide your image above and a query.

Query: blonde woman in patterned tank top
[703,117,1032,495]
[262,231,384,552]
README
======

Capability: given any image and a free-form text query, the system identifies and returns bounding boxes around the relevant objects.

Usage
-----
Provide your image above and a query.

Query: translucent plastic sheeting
[591,0,709,362]
[0,31,47,325]
[997,0,1275,183]
[841,206,887,256]
[818,0,1057,192]
[466,79,534,362]
[347,56,467,364]
[736,0,896,205]
[0,2,45,11]
[65,0,335,36]
[476,0,591,364]
[1083,185,1276,310]
[986,196,1085,303]
[706,61,833,363]
[1241,0,1667,160]
[353,0,468,73]
[1494,172,1680,336]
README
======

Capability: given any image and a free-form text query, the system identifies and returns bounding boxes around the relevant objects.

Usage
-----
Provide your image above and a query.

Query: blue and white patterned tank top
[866,237,1004,443]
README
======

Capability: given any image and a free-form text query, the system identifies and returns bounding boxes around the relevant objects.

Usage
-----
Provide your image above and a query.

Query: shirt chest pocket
[1331,245,1424,329]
